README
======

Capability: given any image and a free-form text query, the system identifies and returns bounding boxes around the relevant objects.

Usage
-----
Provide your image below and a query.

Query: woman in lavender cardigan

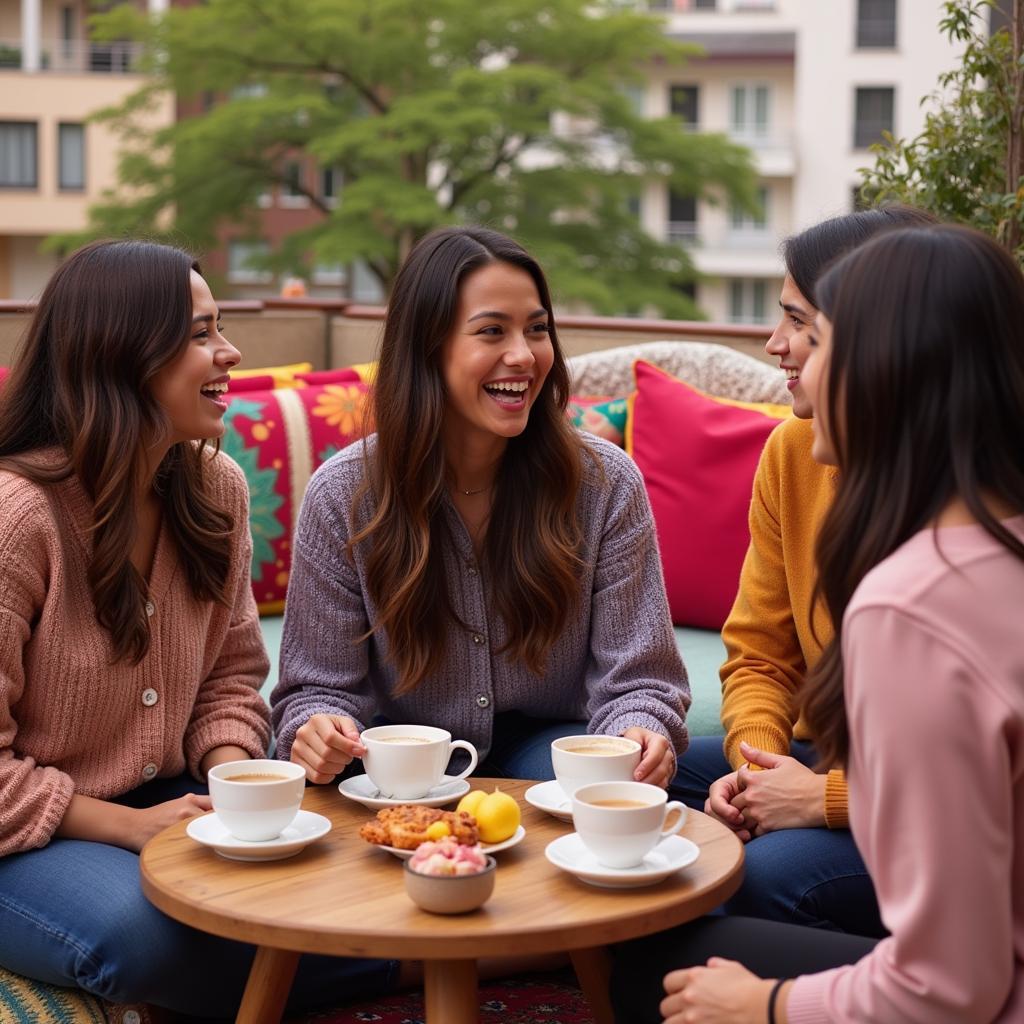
[271,226,689,786]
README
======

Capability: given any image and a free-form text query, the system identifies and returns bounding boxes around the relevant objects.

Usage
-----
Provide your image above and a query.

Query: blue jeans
[670,736,886,937]
[0,776,396,1017]
[476,711,589,780]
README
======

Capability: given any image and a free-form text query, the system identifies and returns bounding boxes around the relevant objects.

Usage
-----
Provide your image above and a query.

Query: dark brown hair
[351,226,589,694]
[804,226,1024,766]
[0,239,234,663]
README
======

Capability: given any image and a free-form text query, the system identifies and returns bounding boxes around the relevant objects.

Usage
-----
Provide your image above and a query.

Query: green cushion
[256,618,724,737]
[0,968,106,1024]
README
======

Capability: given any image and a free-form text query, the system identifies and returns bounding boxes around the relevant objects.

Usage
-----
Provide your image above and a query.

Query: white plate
[373,825,527,860]
[186,810,331,862]
[338,774,471,810]
[524,780,573,822]
[544,832,699,889]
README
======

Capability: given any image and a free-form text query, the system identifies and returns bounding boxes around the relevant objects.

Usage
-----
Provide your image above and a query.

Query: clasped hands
[704,741,826,841]
[290,715,676,788]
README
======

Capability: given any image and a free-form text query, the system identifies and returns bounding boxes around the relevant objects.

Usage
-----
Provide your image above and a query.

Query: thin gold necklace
[458,484,490,496]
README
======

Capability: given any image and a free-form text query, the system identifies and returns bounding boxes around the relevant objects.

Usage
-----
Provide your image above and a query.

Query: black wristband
[767,978,788,1024]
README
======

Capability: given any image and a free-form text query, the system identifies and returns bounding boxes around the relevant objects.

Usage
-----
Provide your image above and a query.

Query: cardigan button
[476,695,490,708]
[472,633,485,645]
[145,600,155,617]
[142,762,158,781]
[142,688,159,707]
[122,1013,142,1024]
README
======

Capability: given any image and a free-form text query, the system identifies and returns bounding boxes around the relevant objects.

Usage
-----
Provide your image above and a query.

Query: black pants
[610,916,878,1024]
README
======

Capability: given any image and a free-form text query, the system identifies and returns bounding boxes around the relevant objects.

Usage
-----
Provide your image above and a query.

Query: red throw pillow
[294,368,362,386]
[626,360,791,631]
[0,366,8,385]
[222,381,371,613]
[227,375,276,393]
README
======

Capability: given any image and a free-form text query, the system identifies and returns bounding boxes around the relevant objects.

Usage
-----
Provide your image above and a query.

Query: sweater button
[141,688,159,707]
[142,762,158,781]
[145,600,155,617]
[476,694,490,708]
[472,633,485,645]
[122,1012,141,1024]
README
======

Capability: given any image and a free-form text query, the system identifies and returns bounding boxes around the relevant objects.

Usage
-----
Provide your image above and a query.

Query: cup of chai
[550,734,642,799]
[207,759,306,842]
[571,781,687,868]
[360,724,479,800]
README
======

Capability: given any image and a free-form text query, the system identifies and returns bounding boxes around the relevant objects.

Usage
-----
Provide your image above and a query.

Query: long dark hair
[804,226,1024,766]
[0,239,234,664]
[783,205,938,309]
[351,226,588,695]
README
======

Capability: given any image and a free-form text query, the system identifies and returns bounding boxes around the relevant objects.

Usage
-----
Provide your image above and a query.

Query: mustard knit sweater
[719,416,848,828]
[0,449,271,856]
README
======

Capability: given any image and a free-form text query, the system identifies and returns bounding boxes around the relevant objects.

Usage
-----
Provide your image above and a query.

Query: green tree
[860,0,1024,260]
[65,0,757,316]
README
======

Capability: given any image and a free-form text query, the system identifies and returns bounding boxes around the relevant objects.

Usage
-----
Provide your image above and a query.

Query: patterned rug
[290,972,595,1024]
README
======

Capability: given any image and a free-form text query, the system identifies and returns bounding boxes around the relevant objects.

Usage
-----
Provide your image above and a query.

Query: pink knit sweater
[0,449,271,856]
[787,517,1024,1022]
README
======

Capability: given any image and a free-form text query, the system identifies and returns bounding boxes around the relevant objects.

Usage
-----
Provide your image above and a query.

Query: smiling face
[803,312,838,465]
[439,261,554,453]
[765,274,817,418]
[149,271,241,446]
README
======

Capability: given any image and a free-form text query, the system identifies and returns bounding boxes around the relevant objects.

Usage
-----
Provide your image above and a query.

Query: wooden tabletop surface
[140,778,744,961]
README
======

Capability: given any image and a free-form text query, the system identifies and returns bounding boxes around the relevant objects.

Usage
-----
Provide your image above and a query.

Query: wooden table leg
[236,946,301,1024]
[423,958,478,1023]
[570,946,615,1024]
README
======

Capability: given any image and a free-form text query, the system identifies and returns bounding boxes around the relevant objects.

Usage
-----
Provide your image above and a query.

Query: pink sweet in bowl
[404,838,496,914]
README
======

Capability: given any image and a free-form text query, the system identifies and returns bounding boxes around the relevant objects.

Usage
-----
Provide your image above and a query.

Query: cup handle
[446,740,479,782]
[660,801,687,839]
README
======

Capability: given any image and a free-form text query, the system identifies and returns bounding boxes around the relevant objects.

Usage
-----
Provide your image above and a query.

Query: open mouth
[200,380,229,408]
[483,380,530,408]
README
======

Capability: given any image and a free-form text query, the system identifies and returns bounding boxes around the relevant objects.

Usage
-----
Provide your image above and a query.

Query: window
[58,123,85,190]
[731,186,769,232]
[730,84,770,141]
[227,241,273,284]
[669,85,699,129]
[280,162,309,208]
[320,166,342,205]
[61,6,75,61]
[0,123,38,188]
[668,189,697,243]
[729,279,769,324]
[854,87,894,148]
[856,0,897,48]
[313,261,345,286]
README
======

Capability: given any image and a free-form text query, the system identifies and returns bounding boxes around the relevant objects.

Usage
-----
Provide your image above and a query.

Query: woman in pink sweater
[614,225,1024,1023]
[0,241,393,1017]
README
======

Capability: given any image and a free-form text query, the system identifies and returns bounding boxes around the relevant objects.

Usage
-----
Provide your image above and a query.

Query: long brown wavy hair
[0,239,234,664]
[804,226,1024,767]
[350,226,589,694]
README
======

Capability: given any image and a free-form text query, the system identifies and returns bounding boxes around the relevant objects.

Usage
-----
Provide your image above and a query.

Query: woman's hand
[704,772,752,843]
[200,744,253,778]
[57,792,211,852]
[126,794,213,852]
[621,727,676,789]
[290,714,366,783]
[729,742,826,836]
[661,959,777,1024]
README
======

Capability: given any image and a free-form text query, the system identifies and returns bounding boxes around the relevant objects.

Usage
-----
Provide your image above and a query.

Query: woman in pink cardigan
[614,225,1024,1023]
[0,241,393,1017]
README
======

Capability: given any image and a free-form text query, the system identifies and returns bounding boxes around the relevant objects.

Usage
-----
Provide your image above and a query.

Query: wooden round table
[141,779,743,1024]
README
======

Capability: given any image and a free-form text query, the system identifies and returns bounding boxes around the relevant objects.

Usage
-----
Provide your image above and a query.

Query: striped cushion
[0,968,106,1024]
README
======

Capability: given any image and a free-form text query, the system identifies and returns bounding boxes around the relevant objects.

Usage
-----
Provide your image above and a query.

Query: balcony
[0,38,144,75]
[666,220,783,277]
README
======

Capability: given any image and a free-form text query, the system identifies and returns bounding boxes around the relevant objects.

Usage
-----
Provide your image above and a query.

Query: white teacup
[207,759,306,842]
[551,734,642,799]
[361,724,479,800]
[571,781,687,869]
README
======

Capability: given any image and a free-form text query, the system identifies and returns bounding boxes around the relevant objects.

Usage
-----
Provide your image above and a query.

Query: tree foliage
[860,0,1024,260]
[65,0,758,315]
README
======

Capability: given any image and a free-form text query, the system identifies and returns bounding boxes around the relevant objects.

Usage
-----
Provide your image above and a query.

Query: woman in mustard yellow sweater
[672,206,935,934]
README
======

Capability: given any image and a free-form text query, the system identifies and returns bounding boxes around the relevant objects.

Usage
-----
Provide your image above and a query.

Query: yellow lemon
[425,820,451,841]
[474,789,521,844]
[456,790,488,817]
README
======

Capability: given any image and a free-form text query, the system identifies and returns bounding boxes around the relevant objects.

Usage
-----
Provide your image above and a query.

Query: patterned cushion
[567,395,628,447]
[222,382,371,613]
[0,967,106,1024]
[231,362,313,388]
[627,359,791,630]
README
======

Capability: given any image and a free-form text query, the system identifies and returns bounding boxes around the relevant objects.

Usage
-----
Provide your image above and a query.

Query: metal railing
[0,37,144,74]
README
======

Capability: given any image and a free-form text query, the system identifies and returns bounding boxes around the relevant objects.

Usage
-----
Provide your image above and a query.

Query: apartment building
[0,0,173,300]
[642,0,968,324]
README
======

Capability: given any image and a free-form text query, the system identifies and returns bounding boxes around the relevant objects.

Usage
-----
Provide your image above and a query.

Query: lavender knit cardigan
[271,434,690,763]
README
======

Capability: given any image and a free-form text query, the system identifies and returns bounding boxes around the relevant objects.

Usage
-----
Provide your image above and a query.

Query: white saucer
[338,774,471,809]
[186,810,331,862]
[544,832,699,889]
[524,780,573,822]
[374,825,527,860]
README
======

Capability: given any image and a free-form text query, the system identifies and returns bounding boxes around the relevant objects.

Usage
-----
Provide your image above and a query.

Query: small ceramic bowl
[403,855,497,914]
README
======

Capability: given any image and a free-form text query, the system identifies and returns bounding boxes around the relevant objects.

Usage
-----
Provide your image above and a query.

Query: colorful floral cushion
[626,360,791,631]
[222,382,371,613]
[567,395,628,447]
[231,362,313,389]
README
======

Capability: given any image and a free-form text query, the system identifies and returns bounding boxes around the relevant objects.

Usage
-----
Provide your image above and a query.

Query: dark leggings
[611,916,878,1024]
